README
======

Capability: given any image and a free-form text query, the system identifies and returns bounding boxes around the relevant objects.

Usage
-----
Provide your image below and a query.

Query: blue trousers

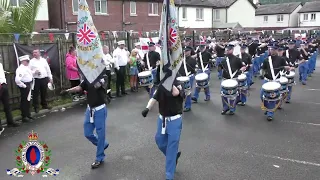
[299,62,308,83]
[216,57,224,79]
[148,69,158,99]
[184,75,194,109]
[253,56,261,75]
[260,80,280,117]
[245,66,253,86]
[237,88,248,104]
[308,51,317,74]
[155,116,182,180]
[84,106,108,162]
[193,69,210,100]
[287,86,293,101]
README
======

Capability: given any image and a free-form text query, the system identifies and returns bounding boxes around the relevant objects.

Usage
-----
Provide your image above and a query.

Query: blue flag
[76,0,105,84]
[158,0,183,93]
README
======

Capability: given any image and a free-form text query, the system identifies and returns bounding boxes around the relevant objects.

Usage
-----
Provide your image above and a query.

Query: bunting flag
[49,33,54,41]
[14,33,20,41]
[76,0,105,84]
[64,33,69,40]
[158,0,183,93]
[139,37,159,52]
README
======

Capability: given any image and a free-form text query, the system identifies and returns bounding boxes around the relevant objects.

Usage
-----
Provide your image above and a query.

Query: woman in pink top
[66,47,84,101]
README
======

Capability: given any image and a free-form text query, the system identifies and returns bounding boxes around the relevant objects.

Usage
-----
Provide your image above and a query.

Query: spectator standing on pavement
[66,46,84,102]
[113,40,128,97]
[29,49,53,113]
[15,55,34,123]
[102,45,115,99]
[134,42,145,61]
[128,49,139,92]
[0,59,20,128]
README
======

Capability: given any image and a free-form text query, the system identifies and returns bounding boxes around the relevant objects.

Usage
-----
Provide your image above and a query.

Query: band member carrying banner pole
[141,0,184,179]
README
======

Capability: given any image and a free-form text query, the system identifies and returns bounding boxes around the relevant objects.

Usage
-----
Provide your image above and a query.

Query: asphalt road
[1,61,320,180]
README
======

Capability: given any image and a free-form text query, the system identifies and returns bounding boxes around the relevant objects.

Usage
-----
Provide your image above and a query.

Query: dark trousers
[19,83,31,118]
[116,66,126,95]
[70,79,81,96]
[106,70,112,91]
[0,84,14,124]
[33,78,48,108]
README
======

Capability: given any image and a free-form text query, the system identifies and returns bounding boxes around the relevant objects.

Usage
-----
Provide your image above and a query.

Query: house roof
[215,22,242,29]
[255,2,301,15]
[298,1,320,13]
[175,0,255,8]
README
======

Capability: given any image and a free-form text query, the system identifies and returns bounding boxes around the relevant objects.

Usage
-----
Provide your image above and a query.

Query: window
[277,15,283,22]
[214,9,220,20]
[303,14,308,21]
[148,3,158,15]
[9,0,26,6]
[182,7,187,19]
[130,1,136,15]
[311,13,316,21]
[263,16,268,22]
[94,0,108,14]
[196,8,204,20]
[72,0,78,13]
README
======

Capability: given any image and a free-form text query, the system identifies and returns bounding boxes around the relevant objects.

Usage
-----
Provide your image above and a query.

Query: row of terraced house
[9,0,320,32]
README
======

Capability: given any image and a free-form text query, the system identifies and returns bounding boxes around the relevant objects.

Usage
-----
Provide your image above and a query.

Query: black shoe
[176,151,181,166]
[267,116,273,121]
[91,161,103,169]
[264,111,267,115]
[0,127,5,135]
[204,98,210,101]
[221,109,229,115]
[7,122,21,127]
[191,97,197,103]
[277,106,282,110]
[43,106,52,110]
[116,94,122,97]
[130,88,135,92]
[104,143,109,150]
[122,92,128,95]
[183,108,191,112]
[34,107,39,113]
[229,111,235,115]
[22,118,33,123]
[285,101,290,104]
[27,116,34,120]
[239,102,246,106]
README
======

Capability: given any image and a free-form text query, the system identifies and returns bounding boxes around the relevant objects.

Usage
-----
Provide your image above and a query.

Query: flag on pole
[158,0,183,93]
[76,0,105,84]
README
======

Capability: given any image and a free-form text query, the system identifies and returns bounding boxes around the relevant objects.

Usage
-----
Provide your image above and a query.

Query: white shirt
[113,47,128,69]
[102,53,114,70]
[15,64,33,88]
[0,63,6,84]
[29,57,53,79]
[134,48,145,60]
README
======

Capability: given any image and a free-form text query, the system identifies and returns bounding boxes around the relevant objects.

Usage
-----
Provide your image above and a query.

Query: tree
[0,0,42,34]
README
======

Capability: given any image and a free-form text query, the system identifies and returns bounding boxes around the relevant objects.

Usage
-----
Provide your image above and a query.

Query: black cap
[277,45,286,51]
[288,39,296,44]
[148,42,155,46]
[240,44,247,49]
[226,44,234,49]
[185,37,191,41]
[184,46,193,51]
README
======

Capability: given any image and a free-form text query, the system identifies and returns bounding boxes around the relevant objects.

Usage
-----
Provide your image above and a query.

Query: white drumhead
[221,79,238,87]
[195,73,208,81]
[237,74,247,80]
[262,82,281,91]
[177,76,190,82]
[278,77,288,84]
[285,71,295,78]
[138,71,151,77]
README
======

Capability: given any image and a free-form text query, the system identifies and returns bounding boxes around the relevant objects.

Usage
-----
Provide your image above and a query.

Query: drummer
[143,42,161,98]
[192,44,212,102]
[178,46,197,112]
[219,44,247,115]
[239,44,253,87]
[260,44,293,121]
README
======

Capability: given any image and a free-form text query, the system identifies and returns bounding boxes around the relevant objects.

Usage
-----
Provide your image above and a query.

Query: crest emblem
[269,92,277,98]
[6,131,59,177]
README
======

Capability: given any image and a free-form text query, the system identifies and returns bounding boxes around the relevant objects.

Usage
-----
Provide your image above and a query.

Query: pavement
[0,61,320,180]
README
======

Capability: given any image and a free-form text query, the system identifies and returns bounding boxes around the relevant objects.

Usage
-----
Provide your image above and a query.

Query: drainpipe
[63,0,67,30]
[225,7,228,23]
[122,0,125,30]
[288,13,291,27]
[211,8,214,29]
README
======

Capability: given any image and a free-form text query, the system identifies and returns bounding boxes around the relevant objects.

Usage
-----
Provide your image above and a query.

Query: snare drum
[277,77,288,93]
[221,79,238,96]
[177,76,191,90]
[237,74,247,87]
[195,73,209,88]
[285,71,295,86]
[138,71,153,86]
[262,82,281,99]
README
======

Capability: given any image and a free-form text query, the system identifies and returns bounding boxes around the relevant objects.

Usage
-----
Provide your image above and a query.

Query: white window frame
[214,9,220,20]
[277,14,283,22]
[10,0,25,7]
[182,7,187,20]
[196,8,204,20]
[263,16,268,22]
[72,0,78,14]
[94,0,108,15]
[148,3,159,16]
[130,1,137,16]
[311,13,316,21]
[303,14,308,21]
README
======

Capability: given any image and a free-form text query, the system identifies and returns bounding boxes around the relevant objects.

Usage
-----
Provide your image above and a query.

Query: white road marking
[295,101,320,105]
[253,153,320,167]
[281,120,320,126]
[307,89,320,91]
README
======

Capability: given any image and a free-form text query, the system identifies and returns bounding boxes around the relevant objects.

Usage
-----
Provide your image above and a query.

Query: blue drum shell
[263,89,280,99]
[183,81,191,89]
[238,80,247,87]
[196,80,208,87]
[222,87,237,95]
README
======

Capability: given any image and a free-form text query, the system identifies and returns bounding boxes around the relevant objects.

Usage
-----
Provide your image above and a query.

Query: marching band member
[277,45,288,110]
[179,47,197,112]
[183,37,195,55]
[219,44,246,115]
[239,44,253,87]
[260,44,293,121]
[143,42,161,99]
[192,44,211,102]
[15,55,33,123]
[61,78,109,169]
[299,42,309,85]
[113,40,128,97]
[284,39,301,103]
[215,40,226,79]
[141,81,184,180]
[102,45,115,99]
[29,49,53,113]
